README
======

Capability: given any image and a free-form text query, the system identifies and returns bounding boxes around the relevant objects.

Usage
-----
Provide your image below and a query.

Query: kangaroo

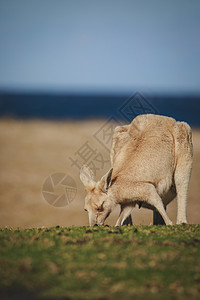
[80,114,193,226]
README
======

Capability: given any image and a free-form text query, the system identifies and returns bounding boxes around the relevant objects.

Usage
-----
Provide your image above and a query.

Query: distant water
[0,92,200,126]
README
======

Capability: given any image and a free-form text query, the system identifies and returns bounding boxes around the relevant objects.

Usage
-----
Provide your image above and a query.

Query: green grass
[0,225,200,300]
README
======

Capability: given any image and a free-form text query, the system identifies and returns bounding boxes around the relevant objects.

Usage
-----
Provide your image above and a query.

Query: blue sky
[0,0,200,93]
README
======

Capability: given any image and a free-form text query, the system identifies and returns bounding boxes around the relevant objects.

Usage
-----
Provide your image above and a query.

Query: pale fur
[80,114,193,226]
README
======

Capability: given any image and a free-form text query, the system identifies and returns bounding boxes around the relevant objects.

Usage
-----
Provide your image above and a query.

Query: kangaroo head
[80,165,113,226]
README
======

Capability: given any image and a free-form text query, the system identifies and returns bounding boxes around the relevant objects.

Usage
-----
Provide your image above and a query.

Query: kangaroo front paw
[176,218,188,225]
[176,220,188,225]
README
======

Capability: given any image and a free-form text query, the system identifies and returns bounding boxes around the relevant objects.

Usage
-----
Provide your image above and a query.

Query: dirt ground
[0,118,199,228]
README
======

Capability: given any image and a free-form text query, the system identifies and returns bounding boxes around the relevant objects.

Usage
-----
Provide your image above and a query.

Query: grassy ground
[0,225,200,300]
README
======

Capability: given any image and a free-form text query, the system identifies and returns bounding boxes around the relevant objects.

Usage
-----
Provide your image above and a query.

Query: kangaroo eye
[97,205,104,212]
[84,208,87,212]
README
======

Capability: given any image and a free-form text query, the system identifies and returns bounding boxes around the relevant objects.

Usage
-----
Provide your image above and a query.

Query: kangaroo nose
[94,224,98,226]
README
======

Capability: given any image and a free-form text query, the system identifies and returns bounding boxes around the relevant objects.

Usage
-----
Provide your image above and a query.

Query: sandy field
[0,118,199,228]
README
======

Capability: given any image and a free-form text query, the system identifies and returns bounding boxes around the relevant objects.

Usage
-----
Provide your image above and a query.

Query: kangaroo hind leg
[174,122,193,224]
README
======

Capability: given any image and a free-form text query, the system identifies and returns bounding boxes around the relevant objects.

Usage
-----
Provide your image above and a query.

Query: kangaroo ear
[80,165,95,187]
[106,168,113,190]
[98,168,113,192]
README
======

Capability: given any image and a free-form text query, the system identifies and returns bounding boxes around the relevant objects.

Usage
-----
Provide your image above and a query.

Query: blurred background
[0,0,200,228]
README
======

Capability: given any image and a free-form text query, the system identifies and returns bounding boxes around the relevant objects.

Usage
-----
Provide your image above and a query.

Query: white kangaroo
[80,114,193,226]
